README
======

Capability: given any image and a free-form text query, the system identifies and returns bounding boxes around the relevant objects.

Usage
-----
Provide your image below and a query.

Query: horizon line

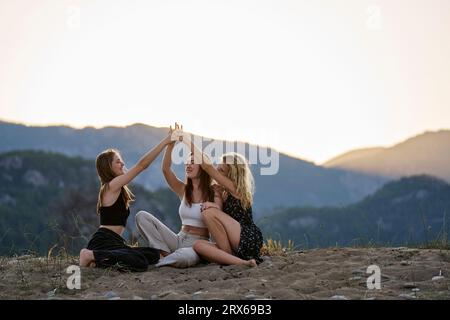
[1,117,449,165]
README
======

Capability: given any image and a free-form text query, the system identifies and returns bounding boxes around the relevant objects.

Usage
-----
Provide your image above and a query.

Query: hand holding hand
[165,122,184,145]
[172,132,193,148]
[171,129,184,142]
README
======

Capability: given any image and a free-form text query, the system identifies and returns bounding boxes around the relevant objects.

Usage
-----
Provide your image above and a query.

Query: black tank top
[99,192,130,227]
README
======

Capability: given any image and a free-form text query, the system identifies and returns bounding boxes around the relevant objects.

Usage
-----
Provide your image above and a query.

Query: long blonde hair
[222,152,254,210]
[95,148,134,214]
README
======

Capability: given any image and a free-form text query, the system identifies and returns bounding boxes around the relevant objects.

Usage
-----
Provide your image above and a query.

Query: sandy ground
[1,247,449,300]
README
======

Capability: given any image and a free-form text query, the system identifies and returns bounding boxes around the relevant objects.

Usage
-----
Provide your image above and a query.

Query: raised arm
[213,185,224,210]
[162,142,185,199]
[108,129,174,193]
[180,132,238,196]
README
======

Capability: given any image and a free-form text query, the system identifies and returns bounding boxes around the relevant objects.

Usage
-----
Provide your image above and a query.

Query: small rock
[399,293,416,300]
[403,282,416,289]
[132,296,143,300]
[47,289,57,297]
[104,291,118,299]
[158,291,176,298]
[351,269,364,276]
[411,288,420,293]
[244,294,270,300]
[400,261,410,266]
[432,276,445,281]
[330,295,349,300]
[349,276,362,281]
[192,291,208,300]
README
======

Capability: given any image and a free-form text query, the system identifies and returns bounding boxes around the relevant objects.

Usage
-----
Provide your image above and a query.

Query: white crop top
[179,198,206,228]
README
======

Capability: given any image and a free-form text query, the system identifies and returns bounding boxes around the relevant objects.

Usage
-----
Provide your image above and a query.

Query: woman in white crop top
[135,123,221,267]
[179,199,206,228]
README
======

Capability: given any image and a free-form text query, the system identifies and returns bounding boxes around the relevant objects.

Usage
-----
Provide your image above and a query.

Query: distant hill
[0,150,180,255]
[0,120,387,213]
[2,151,448,255]
[324,130,450,182]
[259,175,450,248]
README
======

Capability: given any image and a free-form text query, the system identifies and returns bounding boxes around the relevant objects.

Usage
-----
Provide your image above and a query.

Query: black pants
[86,227,159,272]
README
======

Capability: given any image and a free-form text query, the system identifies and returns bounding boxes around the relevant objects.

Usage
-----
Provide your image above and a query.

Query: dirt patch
[1,248,449,300]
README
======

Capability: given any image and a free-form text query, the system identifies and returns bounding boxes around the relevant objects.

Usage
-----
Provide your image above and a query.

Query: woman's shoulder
[101,189,123,208]
[224,193,245,209]
[224,191,241,201]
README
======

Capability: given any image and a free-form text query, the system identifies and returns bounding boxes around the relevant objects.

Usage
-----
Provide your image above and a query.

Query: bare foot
[245,259,257,267]
[79,249,95,267]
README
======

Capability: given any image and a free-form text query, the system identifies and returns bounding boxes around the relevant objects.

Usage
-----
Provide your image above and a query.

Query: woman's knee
[201,208,218,221]
[193,239,208,252]
[136,210,156,225]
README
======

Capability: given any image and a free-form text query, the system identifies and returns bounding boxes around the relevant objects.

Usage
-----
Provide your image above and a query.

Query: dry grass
[260,238,295,256]
[0,245,83,299]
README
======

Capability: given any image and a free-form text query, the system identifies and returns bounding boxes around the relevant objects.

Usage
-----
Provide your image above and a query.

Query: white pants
[135,210,208,268]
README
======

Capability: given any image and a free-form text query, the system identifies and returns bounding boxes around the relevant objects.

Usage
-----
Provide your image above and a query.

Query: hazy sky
[1,0,449,164]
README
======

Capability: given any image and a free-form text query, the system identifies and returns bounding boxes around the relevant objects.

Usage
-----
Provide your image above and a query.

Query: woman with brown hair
[180,133,263,267]
[135,124,222,267]
[78,126,178,272]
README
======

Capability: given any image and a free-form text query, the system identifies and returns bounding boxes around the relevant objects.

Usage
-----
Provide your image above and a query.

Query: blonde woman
[180,133,263,267]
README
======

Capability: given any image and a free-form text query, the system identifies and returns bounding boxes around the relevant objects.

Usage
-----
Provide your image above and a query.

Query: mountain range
[0,150,180,255]
[324,130,450,182]
[0,120,389,213]
[1,150,448,255]
[259,175,450,248]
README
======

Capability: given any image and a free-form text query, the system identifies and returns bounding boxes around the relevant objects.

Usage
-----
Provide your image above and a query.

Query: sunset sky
[1,0,449,164]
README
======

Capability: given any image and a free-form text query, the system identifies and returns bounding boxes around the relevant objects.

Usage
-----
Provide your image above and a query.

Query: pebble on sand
[104,291,118,299]
[399,293,417,300]
[330,295,349,300]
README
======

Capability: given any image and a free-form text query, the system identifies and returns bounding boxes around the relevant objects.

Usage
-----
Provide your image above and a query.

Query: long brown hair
[184,165,214,207]
[95,148,134,214]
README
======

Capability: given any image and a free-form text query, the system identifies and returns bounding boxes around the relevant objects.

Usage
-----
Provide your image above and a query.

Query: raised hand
[171,124,184,142]
[165,122,183,145]
[174,122,183,131]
